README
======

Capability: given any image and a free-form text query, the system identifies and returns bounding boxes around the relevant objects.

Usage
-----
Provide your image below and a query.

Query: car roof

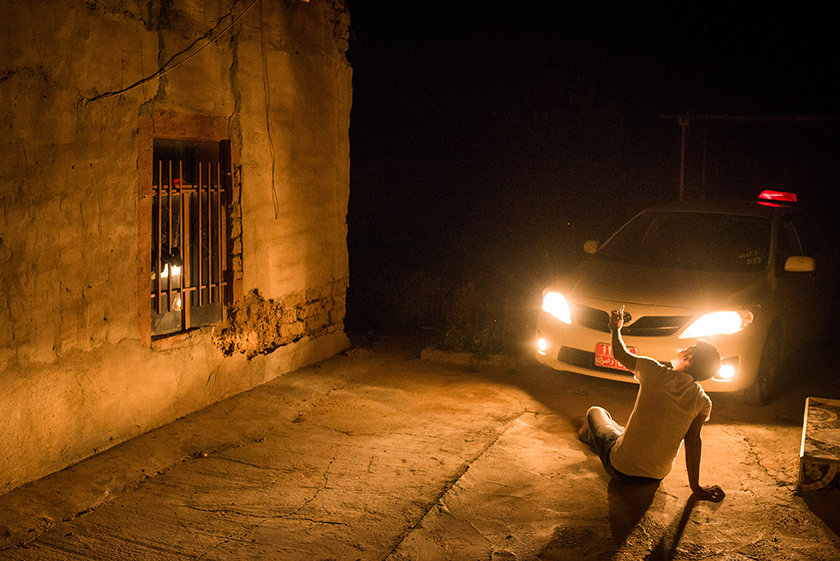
[643,198,800,219]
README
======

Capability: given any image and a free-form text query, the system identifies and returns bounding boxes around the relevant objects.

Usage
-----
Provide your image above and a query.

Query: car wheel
[742,327,782,405]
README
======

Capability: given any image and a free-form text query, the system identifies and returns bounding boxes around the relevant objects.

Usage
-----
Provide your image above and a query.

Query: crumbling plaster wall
[0,0,351,493]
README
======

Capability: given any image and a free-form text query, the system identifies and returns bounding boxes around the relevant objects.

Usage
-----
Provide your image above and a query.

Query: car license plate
[594,343,637,371]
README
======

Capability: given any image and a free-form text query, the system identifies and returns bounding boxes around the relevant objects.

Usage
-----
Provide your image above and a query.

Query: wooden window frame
[138,112,242,345]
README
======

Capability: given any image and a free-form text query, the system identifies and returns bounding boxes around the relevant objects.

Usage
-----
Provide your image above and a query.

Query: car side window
[790,215,824,255]
[777,219,801,273]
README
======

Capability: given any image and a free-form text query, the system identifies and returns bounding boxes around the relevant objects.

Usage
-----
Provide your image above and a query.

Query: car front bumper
[534,302,766,393]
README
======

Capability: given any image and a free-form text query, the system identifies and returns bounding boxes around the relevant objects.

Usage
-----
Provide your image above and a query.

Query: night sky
[344,3,840,332]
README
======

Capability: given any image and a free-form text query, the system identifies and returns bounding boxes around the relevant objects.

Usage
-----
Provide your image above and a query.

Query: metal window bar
[197,162,203,306]
[167,159,173,309]
[152,155,229,334]
[155,161,163,315]
[205,161,212,305]
[178,160,190,329]
[216,162,223,307]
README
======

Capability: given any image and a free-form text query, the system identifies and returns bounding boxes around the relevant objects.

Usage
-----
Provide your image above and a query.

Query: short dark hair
[690,340,721,381]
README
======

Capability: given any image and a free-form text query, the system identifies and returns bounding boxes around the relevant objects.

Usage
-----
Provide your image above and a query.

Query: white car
[535,191,834,404]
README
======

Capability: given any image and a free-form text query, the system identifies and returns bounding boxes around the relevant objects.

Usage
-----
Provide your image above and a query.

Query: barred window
[151,139,233,337]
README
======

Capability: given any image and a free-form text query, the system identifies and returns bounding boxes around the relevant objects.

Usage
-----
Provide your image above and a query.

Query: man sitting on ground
[578,305,725,501]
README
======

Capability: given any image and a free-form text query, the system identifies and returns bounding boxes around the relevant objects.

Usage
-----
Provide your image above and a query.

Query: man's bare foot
[577,418,590,444]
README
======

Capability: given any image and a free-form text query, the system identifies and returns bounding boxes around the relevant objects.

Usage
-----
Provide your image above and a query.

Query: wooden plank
[799,397,840,491]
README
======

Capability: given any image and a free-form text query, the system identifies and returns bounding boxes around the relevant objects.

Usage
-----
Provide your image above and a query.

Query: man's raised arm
[609,305,637,372]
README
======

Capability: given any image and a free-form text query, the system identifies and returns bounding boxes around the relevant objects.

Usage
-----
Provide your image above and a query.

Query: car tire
[742,327,782,406]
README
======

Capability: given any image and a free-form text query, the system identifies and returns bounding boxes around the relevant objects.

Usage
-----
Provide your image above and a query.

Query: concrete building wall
[0,0,351,493]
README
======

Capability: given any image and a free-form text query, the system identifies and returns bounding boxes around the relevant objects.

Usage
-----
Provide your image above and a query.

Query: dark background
[343,3,840,349]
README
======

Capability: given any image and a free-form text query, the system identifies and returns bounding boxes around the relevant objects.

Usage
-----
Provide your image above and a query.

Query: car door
[789,214,835,329]
[775,214,822,348]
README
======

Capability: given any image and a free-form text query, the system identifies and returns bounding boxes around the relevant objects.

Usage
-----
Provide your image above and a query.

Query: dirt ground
[0,337,839,560]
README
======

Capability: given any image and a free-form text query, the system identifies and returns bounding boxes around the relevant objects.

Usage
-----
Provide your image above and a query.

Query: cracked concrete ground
[0,337,839,560]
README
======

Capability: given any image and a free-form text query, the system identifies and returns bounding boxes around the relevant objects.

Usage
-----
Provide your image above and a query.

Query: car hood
[564,258,766,310]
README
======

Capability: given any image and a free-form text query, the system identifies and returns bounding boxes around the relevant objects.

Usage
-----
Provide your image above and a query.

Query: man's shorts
[586,407,661,486]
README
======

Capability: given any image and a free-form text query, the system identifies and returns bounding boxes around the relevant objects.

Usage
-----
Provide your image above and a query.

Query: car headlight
[542,291,571,324]
[679,310,754,339]
[716,362,736,381]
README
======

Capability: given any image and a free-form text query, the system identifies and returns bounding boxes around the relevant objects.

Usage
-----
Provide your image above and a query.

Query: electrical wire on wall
[87,0,281,220]
[87,0,259,102]
[259,0,281,220]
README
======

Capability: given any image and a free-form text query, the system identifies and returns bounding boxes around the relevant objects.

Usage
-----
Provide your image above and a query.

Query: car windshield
[596,210,771,272]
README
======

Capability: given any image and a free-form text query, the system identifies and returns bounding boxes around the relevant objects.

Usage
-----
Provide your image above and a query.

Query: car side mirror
[784,255,815,273]
[583,240,599,255]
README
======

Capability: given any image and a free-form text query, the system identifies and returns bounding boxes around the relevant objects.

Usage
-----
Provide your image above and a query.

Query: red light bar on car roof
[758,190,797,203]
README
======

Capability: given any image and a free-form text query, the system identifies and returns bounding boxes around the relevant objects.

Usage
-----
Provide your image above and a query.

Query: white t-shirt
[609,356,712,480]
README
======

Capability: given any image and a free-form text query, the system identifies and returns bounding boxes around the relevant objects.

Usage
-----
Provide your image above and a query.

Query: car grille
[572,305,691,337]
[558,346,596,367]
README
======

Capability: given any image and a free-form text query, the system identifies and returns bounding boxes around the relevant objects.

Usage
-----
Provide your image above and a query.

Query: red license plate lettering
[594,343,637,371]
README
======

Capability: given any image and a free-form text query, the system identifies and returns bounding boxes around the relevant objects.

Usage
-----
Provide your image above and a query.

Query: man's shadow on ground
[607,479,660,546]
[645,495,700,561]
[610,484,705,561]
[539,480,697,561]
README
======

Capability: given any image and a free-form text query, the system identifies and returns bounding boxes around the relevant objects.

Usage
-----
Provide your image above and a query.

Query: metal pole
[661,112,840,202]
[700,125,708,199]
[678,116,688,201]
